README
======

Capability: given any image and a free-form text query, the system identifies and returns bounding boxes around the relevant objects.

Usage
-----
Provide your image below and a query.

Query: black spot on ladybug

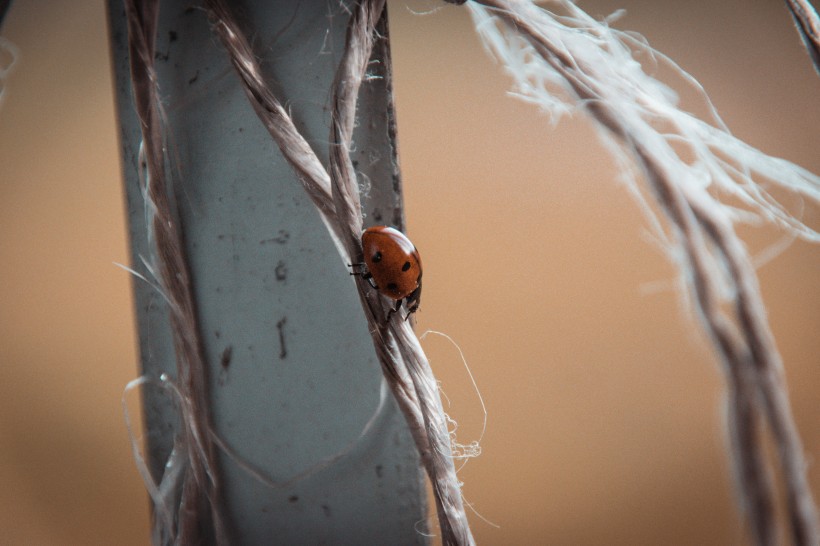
[372,251,382,263]
[402,261,411,272]
[387,282,398,291]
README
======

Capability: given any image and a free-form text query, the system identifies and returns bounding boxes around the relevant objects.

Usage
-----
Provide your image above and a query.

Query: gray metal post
[107,2,426,544]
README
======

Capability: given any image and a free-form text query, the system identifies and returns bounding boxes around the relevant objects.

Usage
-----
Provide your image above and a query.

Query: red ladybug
[351,226,422,319]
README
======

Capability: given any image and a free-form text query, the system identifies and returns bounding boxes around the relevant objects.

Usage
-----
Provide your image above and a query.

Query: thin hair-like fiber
[464,1,819,545]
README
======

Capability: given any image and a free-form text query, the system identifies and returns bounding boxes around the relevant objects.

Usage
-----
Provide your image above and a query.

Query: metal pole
[107,1,426,543]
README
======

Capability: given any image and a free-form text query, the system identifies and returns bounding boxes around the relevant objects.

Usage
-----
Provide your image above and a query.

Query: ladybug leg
[386,299,403,321]
[348,270,373,280]
[361,272,379,289]
[404,284,421,319]
[349,271,379,290]
[348,264,378,288]
[404,300,419,321]
[401,298,421,321]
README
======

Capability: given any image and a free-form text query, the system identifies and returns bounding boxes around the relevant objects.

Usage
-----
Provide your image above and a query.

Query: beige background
[1,1,818,544]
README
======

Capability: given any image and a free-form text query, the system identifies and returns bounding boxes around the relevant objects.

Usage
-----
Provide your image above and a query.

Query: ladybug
[350,225,422,320]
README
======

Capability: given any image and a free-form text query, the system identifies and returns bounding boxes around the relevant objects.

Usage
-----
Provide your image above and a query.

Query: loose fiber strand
[785,0,820,75]
[124,0,232,543]
[327,2,475,543]
[206,1,475,543]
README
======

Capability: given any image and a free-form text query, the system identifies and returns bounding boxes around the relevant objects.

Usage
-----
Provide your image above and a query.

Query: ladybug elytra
[350,225,422,320]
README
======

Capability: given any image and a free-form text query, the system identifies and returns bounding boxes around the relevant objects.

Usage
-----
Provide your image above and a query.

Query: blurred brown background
[1,1,818,544]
